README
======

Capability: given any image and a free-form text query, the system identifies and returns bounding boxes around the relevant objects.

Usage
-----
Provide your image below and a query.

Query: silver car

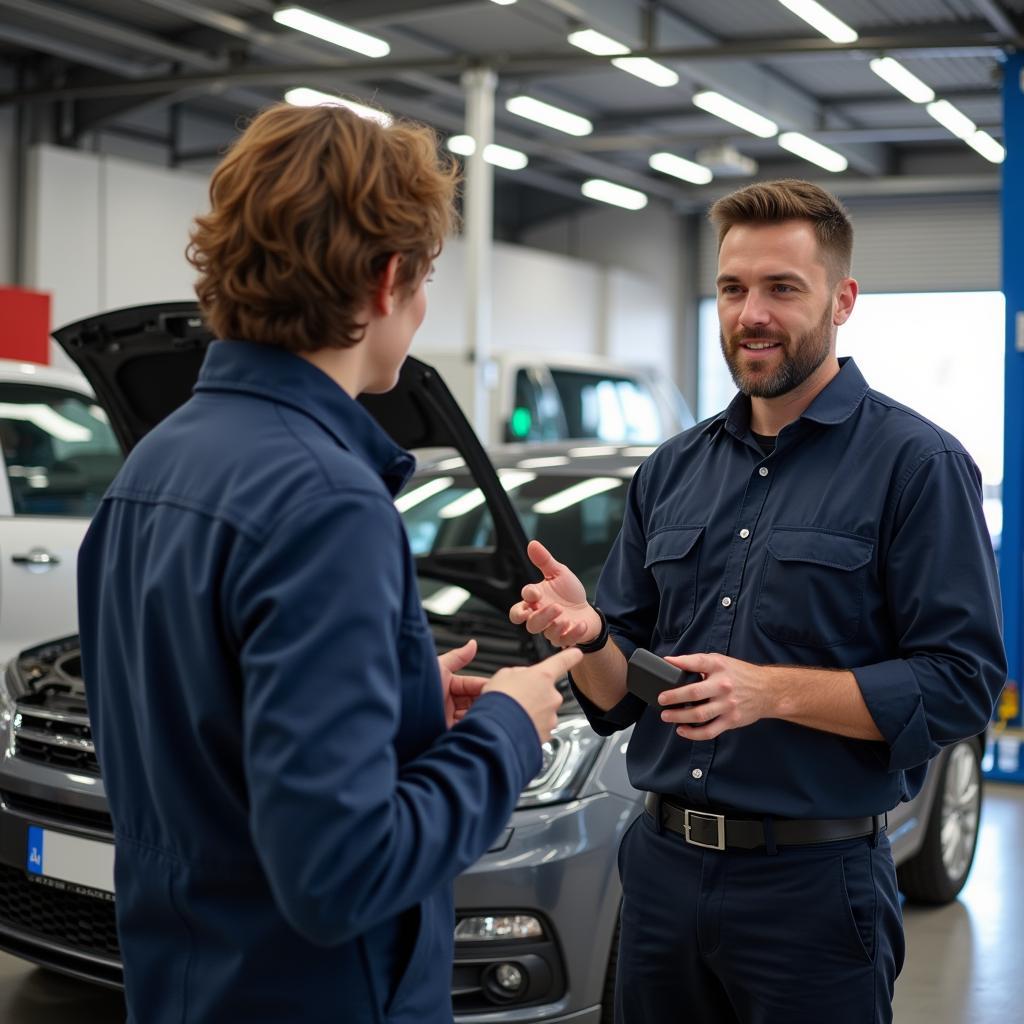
[0,304,986,1023]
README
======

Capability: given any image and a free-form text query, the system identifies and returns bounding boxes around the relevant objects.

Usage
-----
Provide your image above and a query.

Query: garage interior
[0,0,1022,1021]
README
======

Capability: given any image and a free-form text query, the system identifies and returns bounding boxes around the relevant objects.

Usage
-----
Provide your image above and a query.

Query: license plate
[26,825,115,896]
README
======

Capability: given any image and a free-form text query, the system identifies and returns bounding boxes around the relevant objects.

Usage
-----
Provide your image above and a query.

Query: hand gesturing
[508,540,602,649]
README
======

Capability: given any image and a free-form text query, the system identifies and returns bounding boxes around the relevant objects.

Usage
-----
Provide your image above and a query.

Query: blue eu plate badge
[27,826,43,875]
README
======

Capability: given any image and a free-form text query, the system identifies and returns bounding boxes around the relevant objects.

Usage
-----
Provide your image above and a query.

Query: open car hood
[53,302,537,615]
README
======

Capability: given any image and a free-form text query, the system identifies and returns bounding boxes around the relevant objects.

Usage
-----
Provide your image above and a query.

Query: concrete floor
[0,784,1021,1022]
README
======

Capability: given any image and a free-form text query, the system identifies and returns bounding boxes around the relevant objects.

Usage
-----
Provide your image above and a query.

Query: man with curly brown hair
[77,101,579,1024]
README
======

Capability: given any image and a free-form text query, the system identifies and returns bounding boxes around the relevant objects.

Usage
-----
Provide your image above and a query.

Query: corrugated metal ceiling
[0,0,1013,220]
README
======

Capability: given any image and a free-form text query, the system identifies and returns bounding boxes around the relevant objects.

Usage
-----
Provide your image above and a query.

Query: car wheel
[600,913,620,1024]
[897,739,982,905]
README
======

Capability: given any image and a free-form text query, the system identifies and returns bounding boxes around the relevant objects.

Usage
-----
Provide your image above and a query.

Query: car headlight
[0,662,17,723]
[516,715,602,808]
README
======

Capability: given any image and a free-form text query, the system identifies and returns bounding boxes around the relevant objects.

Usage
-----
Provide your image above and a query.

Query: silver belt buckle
[684,809,726,850]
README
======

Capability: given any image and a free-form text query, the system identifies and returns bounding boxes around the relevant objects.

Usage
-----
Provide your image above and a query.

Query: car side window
[0,383,123,517]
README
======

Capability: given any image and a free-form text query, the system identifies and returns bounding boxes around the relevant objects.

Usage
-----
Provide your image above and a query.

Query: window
[0,384,123,517]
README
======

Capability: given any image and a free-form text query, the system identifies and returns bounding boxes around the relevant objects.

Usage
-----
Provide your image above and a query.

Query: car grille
[0,865,119,960]
[13,704,99,776]
[1,791,113,835]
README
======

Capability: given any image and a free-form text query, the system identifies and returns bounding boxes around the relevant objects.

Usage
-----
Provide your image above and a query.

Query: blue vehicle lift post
[985,49,1024,781]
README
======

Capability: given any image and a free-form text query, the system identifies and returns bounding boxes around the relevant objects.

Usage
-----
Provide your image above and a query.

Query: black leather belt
[644,792,885,851]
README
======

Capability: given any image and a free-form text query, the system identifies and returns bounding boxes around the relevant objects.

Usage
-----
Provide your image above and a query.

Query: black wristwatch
[576,604,610,654]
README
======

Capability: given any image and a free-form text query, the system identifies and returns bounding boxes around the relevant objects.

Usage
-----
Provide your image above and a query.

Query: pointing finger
[538,646,584,678]
[527,539,560,577]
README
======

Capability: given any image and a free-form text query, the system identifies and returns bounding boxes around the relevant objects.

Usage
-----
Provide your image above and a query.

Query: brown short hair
[709,178,853,281]
[187,101,459,351]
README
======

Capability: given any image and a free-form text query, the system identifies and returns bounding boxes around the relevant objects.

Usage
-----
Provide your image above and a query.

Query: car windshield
[398,468,629,616]
[0,384,123,517]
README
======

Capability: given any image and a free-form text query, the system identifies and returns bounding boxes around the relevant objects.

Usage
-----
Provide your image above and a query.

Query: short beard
[720,303,833,399]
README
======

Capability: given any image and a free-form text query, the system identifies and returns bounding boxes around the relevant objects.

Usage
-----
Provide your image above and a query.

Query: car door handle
[11,548,61,567]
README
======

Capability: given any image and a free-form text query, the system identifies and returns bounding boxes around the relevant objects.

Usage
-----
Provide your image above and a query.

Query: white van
[424,351,694,445]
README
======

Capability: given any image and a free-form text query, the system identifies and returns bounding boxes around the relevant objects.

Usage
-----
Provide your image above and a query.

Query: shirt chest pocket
[755,528,874,647]
[644,526,704,642]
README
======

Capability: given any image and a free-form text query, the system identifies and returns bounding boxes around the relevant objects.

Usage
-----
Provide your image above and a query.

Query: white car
[0,360,122,667]
[423,350,695,446]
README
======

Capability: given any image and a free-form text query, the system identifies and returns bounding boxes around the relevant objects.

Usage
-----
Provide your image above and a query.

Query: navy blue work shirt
[574,358,1005,819]
[77,340,541,1024]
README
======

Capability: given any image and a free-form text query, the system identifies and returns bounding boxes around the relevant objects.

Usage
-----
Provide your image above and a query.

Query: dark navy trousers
[615,809,905,1023]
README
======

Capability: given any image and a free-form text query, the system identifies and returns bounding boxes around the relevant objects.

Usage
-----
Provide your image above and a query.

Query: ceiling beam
[3,29,1011,108]
[967,0,1020,37]
[1,23,1014,112]
[341,0,488,24]
[552,122,1002,153]
[0,22,157,77]
[694,173,999,203]
[0,0,225,70]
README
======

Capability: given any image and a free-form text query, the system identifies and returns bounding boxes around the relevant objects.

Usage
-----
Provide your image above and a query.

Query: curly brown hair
[709,179,853,282]
[187,101,459,351]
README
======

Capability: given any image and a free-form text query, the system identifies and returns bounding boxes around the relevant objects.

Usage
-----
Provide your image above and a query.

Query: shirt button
[739,528,750,539]
[758,467,769,477]
[721,596,732,607]
[691,768,704,780]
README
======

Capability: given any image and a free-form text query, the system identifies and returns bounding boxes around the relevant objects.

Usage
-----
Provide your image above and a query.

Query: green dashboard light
[510,407,532,438]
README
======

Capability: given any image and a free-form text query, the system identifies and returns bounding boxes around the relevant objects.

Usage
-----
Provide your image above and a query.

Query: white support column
[461,67,496,442]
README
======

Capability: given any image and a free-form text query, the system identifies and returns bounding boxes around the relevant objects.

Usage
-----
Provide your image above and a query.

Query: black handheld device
[626,648,703,709]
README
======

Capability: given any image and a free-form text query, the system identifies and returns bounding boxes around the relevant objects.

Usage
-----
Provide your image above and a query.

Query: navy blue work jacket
[78,340,540,1024]
[575,358,1005,818]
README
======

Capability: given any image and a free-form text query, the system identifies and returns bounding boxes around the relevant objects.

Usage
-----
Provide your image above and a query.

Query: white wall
[23,144,208,368]
[521,201,694,405]
[0,89,15,287]
[25,143,662,378]
[412,236,603,357]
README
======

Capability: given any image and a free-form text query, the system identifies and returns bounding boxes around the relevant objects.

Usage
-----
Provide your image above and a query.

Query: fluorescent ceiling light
[567,29,677,87]
[480,143,529,170]
[581,178,648,210]
[284,88,393,126]
[692,90,778,138]
[777,131,848,173]
[926,99,977,141]
[517,455,571,468]
[568,445,620,457]
[965,129,1005,164]
[0,404,92,443]
[446,135,529,170]
[489,0,517,5]
[505,95,593,136]
[438,470,535,519]
[868,57,934,104]
[776,0,857,43]
[567,28,629,55]
[533,478,622,515]
[394,476,454,513]
[421,585,472,616]
[611,57,679,88]
[273,7,389,57]
[649,151,713,185]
